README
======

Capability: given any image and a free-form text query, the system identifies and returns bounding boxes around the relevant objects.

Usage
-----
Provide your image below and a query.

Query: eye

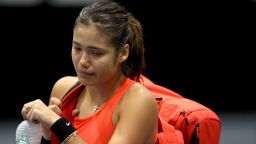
[92,51,104,56]
[90,49,105,57]
[73,46,81,51]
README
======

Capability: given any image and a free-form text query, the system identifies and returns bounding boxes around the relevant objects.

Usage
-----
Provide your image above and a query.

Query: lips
[78,71,94,77]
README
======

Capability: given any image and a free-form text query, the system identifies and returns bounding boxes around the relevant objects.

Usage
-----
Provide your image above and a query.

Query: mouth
[78,71,94,77]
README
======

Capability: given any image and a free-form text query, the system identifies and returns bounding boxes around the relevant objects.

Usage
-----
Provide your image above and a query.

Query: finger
[27,107,39,124]
[72,109,79,117]
[26,106,32,112]
[22,100,43,121]
[21,102,34,119]
[26,105,34,121]
[49,97,62,107]
[48,105,62,116]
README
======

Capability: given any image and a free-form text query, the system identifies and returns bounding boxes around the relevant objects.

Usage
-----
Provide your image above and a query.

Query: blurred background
[0,0,255,143]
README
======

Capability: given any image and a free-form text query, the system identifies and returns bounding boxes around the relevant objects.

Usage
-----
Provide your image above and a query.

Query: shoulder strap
[61,81,81,101]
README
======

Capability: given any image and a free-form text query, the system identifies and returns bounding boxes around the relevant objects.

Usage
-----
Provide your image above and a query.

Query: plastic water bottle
[16,120,42,144]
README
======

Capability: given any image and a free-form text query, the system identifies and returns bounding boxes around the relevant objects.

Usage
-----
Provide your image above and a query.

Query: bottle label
[16,136,28,144]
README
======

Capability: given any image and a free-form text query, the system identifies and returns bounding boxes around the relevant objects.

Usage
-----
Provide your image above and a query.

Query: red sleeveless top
[51,77,135,144]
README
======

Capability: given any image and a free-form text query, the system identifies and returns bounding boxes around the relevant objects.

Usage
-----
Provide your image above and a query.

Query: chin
[78,76,95,86]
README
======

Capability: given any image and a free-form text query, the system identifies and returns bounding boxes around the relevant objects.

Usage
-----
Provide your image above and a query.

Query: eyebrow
[73,41,104,51]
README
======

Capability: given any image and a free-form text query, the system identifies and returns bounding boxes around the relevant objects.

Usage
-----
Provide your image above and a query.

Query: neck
[86,74,126,105]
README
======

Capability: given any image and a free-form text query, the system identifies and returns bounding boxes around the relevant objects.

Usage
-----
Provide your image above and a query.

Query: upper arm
[49,76,79,102]
[109,83,158,144]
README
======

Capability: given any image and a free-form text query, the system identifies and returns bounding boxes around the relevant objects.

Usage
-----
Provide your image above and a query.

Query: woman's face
[72,23,122,86]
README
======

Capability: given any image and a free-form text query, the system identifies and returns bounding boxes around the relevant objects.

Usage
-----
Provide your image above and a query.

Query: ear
[119,44,129,63]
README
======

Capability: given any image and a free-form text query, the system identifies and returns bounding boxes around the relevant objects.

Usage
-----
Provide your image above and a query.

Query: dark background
[0,0,255,119]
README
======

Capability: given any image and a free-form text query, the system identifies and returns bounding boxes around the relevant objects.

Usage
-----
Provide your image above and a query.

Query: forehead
[73,23,113,49]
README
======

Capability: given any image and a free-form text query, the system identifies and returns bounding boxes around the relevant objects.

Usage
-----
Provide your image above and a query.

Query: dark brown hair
[74,1,145,81]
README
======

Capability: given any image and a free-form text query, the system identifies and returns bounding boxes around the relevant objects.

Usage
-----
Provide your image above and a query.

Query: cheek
[95,58,118,74]
[97,60,114,71]
[71,53,79,69]
[71,55,78,63]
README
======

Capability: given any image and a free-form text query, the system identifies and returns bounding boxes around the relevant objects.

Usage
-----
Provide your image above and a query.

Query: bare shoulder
[112,82,158,143]
[127,82,155,101]
[50,76,79,100]
[120,82,157,111]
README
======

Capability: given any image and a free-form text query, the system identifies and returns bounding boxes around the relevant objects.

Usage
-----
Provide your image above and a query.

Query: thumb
[48,105,62,116]
[72,109,79,117]
[49,97,62,107]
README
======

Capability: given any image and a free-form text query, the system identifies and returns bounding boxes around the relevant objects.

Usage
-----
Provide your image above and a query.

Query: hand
[21,99,61,129]
[40,97,79,139]
[48,97,79,117]
[48,97,62,116]
[41,97,63,139]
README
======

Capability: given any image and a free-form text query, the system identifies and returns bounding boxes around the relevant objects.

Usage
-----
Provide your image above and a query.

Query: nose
[79,52,90,67]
